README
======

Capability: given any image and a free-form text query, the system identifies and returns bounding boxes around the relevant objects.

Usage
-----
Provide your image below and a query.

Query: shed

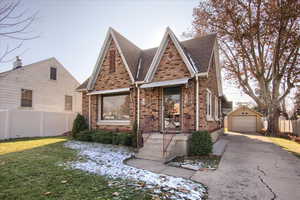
[227,106,263,133]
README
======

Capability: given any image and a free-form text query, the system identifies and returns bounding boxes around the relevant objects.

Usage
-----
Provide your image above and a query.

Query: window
[109,50,116,73]
[50,67,57,80]
[206,89,212,120]
[100,93,130,120]
[215,96,219,120]
[21,89,32,107]
[65,95,72,111]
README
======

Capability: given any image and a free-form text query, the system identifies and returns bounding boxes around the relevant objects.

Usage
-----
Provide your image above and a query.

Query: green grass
[269,137,300,158]
[0,137,152,200]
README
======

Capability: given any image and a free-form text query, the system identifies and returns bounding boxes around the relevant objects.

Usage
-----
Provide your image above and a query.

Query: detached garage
[227,106,263,133]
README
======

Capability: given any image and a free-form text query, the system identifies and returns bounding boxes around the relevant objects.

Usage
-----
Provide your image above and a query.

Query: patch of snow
[63,141,206,200]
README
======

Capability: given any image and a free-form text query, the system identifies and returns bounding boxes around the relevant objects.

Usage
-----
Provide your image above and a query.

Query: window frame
[65,95,73,111]
[109,50,116,73]
[50,67,57,80]
[214,96,219,120]
[20,89,33,108]
[206,89,213,121]
[98,92,130,124]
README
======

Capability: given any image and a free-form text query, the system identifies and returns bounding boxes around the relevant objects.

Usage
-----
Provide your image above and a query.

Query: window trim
[50,67,57,80]
[109,49,116,73]
[206,89,213,121]
[20,89,33,108]
[214,96,219,120]
[98,92,130,123]
[65,95,73,111]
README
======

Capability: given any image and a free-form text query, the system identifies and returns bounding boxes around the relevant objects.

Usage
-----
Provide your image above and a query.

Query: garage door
[231,116,256,133]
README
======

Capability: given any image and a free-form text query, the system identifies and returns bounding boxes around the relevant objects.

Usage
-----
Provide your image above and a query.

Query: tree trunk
[267,106,280,136]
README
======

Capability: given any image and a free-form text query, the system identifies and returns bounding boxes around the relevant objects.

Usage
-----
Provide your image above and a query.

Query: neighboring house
[0,57,81,112]
[77,27,224,161]
[0,57,81,140]
[226,106,263,133]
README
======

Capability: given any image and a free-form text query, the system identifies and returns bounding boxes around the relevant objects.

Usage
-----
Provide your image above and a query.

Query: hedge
[75,130,133,147]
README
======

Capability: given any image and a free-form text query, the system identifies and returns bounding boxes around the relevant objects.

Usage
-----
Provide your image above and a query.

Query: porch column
[88,95,91,130]
[196,76,199,131]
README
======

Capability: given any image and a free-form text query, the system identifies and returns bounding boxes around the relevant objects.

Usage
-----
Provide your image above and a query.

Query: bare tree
[0,0,37,63]
[192,0,300,136]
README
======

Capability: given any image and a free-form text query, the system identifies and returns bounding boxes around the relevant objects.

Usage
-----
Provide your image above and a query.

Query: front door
[163,87,181,131]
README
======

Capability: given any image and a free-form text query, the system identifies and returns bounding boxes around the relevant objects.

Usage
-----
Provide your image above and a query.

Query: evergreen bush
[190,131,213,156]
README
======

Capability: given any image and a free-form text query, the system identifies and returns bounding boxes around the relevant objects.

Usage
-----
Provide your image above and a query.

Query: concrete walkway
[126,158,195,179]
[191,132,300,200]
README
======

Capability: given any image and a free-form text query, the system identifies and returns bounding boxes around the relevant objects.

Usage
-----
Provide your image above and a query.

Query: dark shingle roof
[137,47,157,81]
[81,31,217,90]
[111,29,142,79]
[180,34,217,73]
[76,78,89,91]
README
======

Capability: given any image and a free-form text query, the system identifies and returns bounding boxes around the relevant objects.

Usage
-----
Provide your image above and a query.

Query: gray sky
[0,0,252,106]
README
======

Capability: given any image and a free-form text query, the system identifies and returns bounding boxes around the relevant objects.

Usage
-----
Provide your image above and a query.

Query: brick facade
[153,37,190,82]
[198,54,221,132]
[81,38,221,133]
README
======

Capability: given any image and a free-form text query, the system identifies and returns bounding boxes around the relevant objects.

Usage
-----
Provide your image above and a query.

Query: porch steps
[136,134,177,163]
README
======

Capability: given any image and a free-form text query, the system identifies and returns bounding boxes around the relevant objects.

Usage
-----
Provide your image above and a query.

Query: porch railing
[142,115,156,145]
[162,130,175,156]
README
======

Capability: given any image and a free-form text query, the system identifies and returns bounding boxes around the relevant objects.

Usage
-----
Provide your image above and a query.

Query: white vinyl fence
[263,119,300,136]
[0,109,76,140]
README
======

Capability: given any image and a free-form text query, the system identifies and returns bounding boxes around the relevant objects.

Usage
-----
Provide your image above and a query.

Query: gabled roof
[86,27,218,90]
[227,106,263,117]
[144,27,197,82]
[0,57,55,77]
[88,28,141,90]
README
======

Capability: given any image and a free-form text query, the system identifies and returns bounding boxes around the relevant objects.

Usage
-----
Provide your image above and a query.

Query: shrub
[190,131,213,156]
[92,130,113,144]
[72,114,88,138]
[76,130,93,142]
[112,133,120,145]
[117,132,132,146]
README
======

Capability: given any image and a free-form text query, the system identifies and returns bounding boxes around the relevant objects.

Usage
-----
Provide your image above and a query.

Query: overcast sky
[0,0,253,106]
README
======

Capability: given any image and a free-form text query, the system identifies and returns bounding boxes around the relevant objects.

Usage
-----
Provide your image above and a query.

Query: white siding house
[0,57,82,140]
[0,57,81,112]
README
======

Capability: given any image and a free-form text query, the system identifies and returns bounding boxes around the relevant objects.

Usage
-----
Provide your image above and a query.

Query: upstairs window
[21,89,32,107]
[50,67,57,80]
[109,50,116,73]
[65,95,72,111]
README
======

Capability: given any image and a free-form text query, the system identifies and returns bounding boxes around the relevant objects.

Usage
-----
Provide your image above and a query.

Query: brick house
[77,27,224,161]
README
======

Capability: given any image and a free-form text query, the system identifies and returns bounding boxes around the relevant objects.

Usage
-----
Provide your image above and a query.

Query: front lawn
[269,137,300,158]
[0,137,153,200]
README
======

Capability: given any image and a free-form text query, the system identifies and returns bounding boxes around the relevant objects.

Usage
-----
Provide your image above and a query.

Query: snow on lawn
[64,141,206,200]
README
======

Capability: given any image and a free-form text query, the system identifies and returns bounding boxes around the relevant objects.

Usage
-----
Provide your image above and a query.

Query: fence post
[40,111,44,137]
[65,114,69,133]
[4,110,10,139]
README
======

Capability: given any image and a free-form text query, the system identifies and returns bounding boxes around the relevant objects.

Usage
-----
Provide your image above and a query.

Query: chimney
[13,56,22,69]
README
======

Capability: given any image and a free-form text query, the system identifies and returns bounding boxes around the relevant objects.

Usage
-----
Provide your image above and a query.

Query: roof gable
[144,27,196,82]
[228,106,263,117]
[85,27,218,91]
[88,28,140,90]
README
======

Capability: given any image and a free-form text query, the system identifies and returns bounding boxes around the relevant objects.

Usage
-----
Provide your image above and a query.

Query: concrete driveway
[191,132,300,200]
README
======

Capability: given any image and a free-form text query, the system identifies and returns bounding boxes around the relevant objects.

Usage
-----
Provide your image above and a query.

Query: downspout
[88,95,91,130]
[136,84,140,130]
[196,76,199,131]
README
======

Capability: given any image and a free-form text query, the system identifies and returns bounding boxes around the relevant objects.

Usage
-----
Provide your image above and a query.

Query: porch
[136,132,190,162]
